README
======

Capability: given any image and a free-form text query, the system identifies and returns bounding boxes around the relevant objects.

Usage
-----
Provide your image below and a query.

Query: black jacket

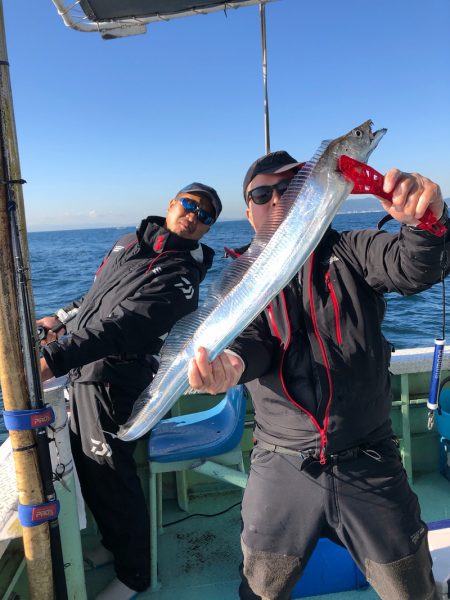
[230,219,450,460]
[43,217,214,393]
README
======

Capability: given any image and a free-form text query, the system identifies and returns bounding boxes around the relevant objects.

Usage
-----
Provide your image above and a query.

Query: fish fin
[209,139,330,300]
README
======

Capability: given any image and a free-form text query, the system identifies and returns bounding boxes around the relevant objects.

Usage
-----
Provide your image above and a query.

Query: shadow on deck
[83,471,450,600]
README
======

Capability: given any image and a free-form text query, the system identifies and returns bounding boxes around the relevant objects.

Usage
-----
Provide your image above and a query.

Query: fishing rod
[426,241,447,430]
[5,184,68,599]
[0,4,67,597]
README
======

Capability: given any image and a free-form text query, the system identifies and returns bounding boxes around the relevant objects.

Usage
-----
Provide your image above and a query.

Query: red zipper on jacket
[267,303,282,340]
[267,283,330,464]
[309,253,334,463]
[325,271,342,345]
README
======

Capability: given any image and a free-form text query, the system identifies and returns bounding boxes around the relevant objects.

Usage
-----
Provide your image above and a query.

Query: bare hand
[188,347,244,394]
[379,169,444,225]
[36,316,65,346]
[40,356,54,382]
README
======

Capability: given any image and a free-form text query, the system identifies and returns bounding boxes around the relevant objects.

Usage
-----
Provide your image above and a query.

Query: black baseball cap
[177,182,222,221]
[243,150,304,203]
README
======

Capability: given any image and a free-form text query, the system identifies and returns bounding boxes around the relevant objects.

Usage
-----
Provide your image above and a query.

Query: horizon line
[27,210,388,234]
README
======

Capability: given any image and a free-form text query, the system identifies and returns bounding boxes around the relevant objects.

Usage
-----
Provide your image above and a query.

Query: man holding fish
[189,143,449,599]
[38,183,222,600]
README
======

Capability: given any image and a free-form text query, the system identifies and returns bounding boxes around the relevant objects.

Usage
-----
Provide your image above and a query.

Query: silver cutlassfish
[118,120,386,441]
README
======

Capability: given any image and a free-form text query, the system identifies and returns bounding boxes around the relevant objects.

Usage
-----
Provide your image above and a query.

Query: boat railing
[385,347,450,481]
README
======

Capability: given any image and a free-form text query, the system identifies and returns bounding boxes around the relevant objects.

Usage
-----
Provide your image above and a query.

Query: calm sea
[0,213,447,428]
[29,213,447,350]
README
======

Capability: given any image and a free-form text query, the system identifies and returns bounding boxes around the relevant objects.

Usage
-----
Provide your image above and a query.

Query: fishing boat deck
[78,470,450,599]
[4,354,450,599]
[4,445,450,600]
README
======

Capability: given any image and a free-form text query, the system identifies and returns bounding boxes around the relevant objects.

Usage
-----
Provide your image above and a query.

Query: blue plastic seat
[148,385,247,463]
[147,385,248,591]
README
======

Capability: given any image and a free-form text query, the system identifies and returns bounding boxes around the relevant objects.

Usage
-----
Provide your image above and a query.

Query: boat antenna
[259,1,271,154]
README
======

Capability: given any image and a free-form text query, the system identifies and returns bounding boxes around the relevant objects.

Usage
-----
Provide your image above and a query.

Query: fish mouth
[363,123,387,161]
[356,119,387,151]
[370,126,387,150]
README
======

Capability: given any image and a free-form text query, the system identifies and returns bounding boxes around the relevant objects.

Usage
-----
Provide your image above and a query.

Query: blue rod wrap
[428,338,446,410]
[18,500,60,527]
[2,406,55,431]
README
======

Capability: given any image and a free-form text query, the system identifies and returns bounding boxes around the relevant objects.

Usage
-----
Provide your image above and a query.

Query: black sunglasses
[178,197,215,225]
[246,178,292,205]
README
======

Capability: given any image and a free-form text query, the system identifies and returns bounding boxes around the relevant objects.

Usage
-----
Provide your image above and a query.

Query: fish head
[327,120,387,165]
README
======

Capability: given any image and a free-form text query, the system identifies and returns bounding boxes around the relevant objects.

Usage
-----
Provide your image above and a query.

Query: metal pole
[259,1,271,154]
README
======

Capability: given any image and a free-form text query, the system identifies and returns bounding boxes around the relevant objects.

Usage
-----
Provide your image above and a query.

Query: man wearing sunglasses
[189,151,449,600]
[37,182,221,600]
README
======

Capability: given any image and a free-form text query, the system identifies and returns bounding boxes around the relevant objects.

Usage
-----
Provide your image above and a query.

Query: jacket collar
[137,216,214,276]
[137,216,200,253]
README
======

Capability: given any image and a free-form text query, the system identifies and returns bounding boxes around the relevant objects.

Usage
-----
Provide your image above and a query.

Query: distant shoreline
[28,210,387,234]
[27,194,450,233]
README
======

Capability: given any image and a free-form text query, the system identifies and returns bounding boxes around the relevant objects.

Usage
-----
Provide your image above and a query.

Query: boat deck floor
[83,471,450,599]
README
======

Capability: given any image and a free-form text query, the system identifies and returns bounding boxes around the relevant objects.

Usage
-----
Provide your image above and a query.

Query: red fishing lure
[338,155,446,237]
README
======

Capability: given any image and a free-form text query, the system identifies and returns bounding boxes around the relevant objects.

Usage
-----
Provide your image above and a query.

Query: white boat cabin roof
[52,0,277,39]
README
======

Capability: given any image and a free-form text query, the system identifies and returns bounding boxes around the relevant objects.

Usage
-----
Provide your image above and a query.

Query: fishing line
[439,239,447,340]
[163,501,241,527]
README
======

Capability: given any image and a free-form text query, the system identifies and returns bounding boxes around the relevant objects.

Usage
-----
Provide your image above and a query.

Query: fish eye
[353,129,363,138]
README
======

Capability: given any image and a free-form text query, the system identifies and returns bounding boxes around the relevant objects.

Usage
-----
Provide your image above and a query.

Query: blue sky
[4,0,450,231]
